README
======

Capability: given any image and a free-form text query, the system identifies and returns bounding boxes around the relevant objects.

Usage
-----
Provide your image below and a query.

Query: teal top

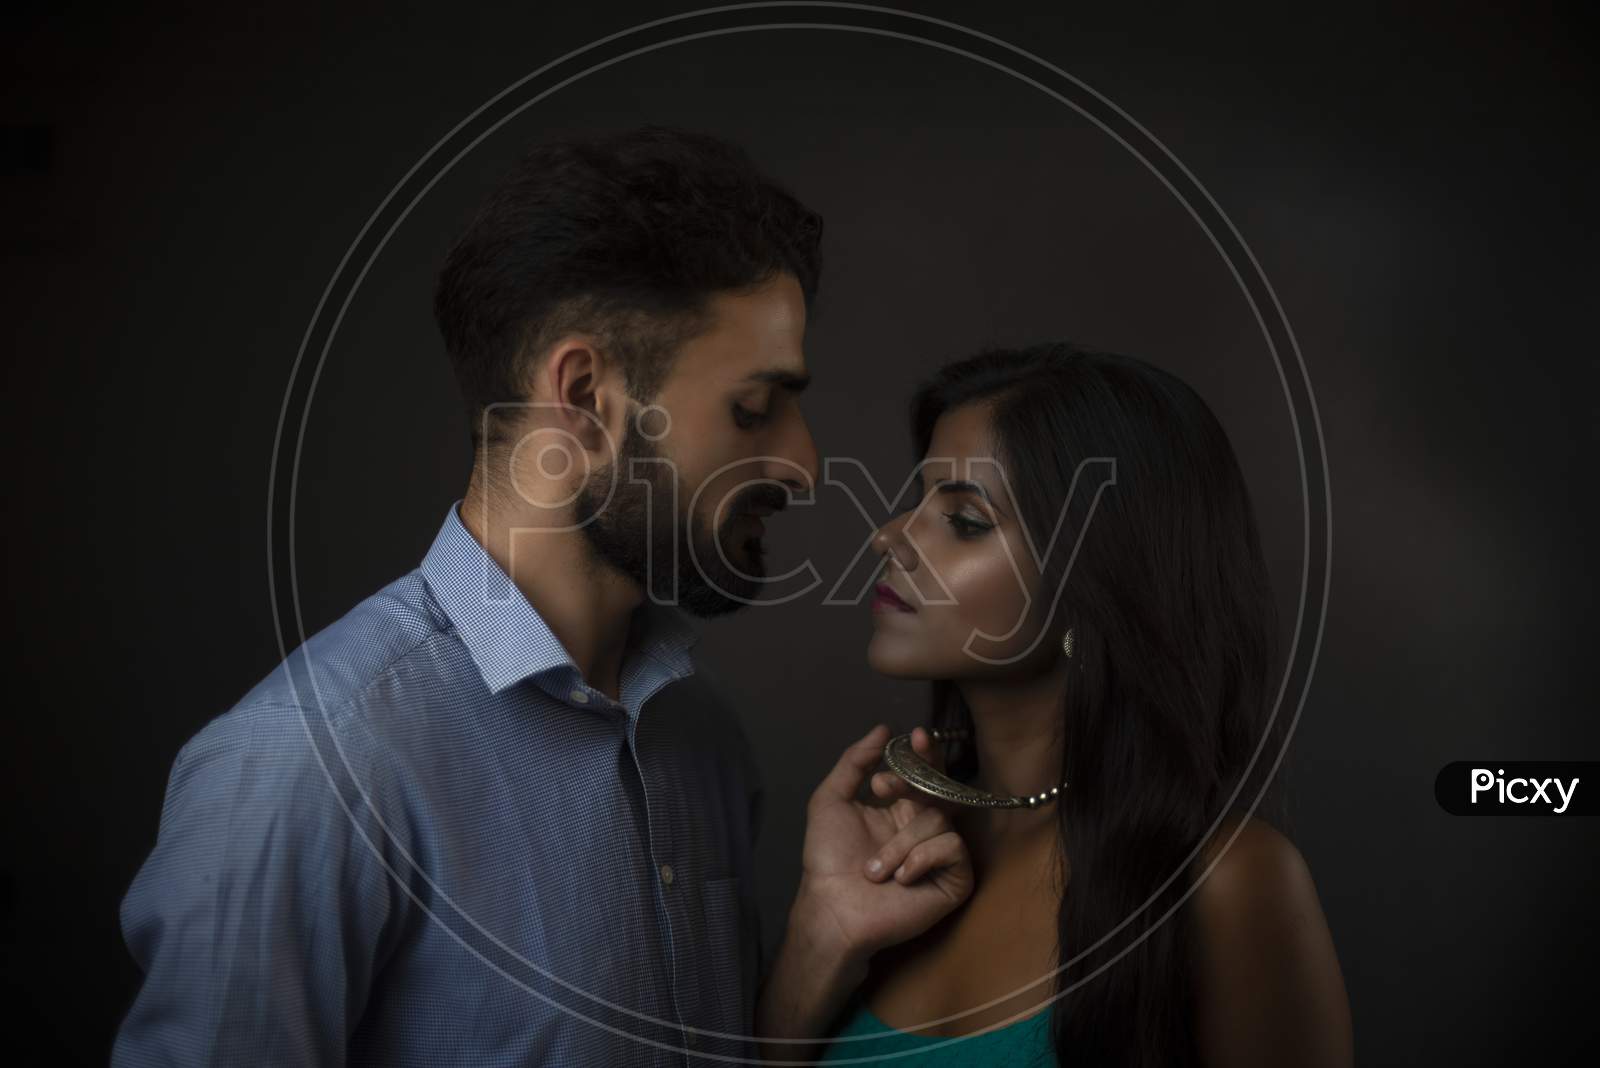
[818,1004,1056,1066]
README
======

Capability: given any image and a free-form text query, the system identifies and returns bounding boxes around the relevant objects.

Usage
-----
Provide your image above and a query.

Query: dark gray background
[5,2,1596,1063]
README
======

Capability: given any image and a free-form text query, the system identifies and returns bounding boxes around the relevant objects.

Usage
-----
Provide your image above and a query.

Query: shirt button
[569,688,589,704]
[659,863,675,887]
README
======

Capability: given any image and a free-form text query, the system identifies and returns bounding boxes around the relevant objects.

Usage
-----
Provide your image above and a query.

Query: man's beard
[572,423,786,618]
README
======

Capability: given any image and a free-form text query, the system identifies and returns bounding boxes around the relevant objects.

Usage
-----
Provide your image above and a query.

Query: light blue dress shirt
[114,503,763,1066]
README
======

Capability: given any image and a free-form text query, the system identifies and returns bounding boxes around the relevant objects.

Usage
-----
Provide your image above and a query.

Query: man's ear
[542,337,628,458]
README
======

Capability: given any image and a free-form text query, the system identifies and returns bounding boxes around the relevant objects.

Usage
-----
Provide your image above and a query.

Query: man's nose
[769,408,820,495]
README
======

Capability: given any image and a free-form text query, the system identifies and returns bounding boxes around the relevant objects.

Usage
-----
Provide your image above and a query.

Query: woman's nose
[871,513,916,571]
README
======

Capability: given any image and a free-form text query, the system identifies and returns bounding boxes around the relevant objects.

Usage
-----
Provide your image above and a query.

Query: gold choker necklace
[882,727,1069,809]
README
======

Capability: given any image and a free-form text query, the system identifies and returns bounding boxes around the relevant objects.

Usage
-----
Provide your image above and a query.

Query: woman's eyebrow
[933,478,1009,517]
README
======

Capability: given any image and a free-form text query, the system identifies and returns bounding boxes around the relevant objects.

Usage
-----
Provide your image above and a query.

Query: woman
[817,344,1351,1066]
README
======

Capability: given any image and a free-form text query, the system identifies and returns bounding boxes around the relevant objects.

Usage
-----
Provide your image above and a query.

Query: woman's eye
[943,511,992,537]
[732,403,769,429]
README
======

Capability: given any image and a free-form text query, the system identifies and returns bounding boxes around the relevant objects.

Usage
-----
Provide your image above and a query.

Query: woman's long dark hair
[913,344,1286,1067]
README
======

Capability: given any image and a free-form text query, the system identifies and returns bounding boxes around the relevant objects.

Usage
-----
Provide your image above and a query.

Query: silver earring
[1062,627,1075,658]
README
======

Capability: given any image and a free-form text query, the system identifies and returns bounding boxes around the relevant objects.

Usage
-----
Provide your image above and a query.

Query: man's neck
[457,495,642,700]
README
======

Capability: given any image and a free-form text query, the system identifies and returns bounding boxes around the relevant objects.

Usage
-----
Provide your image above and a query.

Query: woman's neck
[957,661,1070,842]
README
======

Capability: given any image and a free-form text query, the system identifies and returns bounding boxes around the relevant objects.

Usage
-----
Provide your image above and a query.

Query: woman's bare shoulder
[1190,814,1353,1067]
[1198,814,1311,905]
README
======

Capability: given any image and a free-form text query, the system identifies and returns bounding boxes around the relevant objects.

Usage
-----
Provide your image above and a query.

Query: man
[113,127,969,1066]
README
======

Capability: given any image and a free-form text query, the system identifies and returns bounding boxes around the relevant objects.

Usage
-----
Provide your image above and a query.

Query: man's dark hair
[434,126,823,445]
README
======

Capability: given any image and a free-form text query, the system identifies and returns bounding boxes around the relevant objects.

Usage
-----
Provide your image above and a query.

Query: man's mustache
[729,482,790,519]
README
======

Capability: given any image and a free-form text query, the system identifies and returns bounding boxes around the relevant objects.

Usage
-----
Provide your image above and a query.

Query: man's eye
[732,404,769,429]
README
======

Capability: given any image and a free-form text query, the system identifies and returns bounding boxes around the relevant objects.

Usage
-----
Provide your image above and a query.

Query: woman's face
[867,402,1055,680]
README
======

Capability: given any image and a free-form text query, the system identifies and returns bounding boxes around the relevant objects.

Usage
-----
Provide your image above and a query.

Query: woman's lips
[871,582,916,613]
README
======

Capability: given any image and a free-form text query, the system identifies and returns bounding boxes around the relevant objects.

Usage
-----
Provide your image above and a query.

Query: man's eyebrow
[743,369,812,393]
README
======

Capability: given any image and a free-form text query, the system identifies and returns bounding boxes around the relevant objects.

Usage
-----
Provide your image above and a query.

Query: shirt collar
[419,502,699,700]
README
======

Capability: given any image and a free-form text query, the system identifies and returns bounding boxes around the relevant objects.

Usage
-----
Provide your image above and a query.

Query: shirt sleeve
[112,702,410,1067]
